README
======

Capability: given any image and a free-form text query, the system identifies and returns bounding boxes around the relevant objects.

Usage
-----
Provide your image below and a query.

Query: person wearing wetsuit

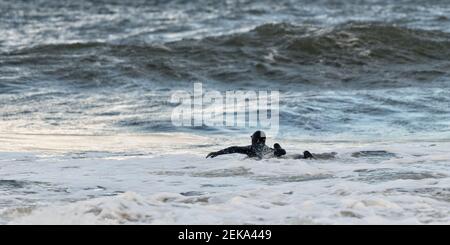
[206,131,314,159]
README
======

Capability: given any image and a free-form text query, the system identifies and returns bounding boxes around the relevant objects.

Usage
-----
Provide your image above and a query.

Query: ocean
[1,0,450,224]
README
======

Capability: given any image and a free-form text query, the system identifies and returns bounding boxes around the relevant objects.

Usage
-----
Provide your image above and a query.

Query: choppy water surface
[0,0,450,224]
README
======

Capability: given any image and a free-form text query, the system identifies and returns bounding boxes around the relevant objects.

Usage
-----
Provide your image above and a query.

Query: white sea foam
[2,138,450,225]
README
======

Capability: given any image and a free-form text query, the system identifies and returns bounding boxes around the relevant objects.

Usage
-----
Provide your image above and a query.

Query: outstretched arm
[206,146,252,158]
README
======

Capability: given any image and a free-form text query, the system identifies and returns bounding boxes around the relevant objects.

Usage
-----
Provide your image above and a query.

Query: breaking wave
[3,22,450,89]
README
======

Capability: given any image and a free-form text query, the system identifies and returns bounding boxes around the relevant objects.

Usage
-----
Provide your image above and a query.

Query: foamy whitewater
[1,0,450,224]
[1,135,450,225]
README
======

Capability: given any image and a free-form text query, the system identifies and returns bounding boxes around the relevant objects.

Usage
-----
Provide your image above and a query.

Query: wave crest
[3,22,450,88]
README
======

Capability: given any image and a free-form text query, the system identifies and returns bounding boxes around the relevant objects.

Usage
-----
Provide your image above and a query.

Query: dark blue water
[0,0,450,140]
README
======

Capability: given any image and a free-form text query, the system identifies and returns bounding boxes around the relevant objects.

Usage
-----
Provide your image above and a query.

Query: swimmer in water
[206,130,314,159]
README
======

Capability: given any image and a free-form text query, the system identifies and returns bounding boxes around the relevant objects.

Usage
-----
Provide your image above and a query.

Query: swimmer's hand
[206,152,219,158]
[303,151,315,159]
[274,143,287,157]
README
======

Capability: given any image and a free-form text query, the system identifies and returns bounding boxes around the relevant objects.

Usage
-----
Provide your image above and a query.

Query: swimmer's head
[251,131,266,145]
[274,143,281,149]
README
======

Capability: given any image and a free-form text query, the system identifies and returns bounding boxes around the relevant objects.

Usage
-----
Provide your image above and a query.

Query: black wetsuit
[207,143,279,159]
[206,131,312,159]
